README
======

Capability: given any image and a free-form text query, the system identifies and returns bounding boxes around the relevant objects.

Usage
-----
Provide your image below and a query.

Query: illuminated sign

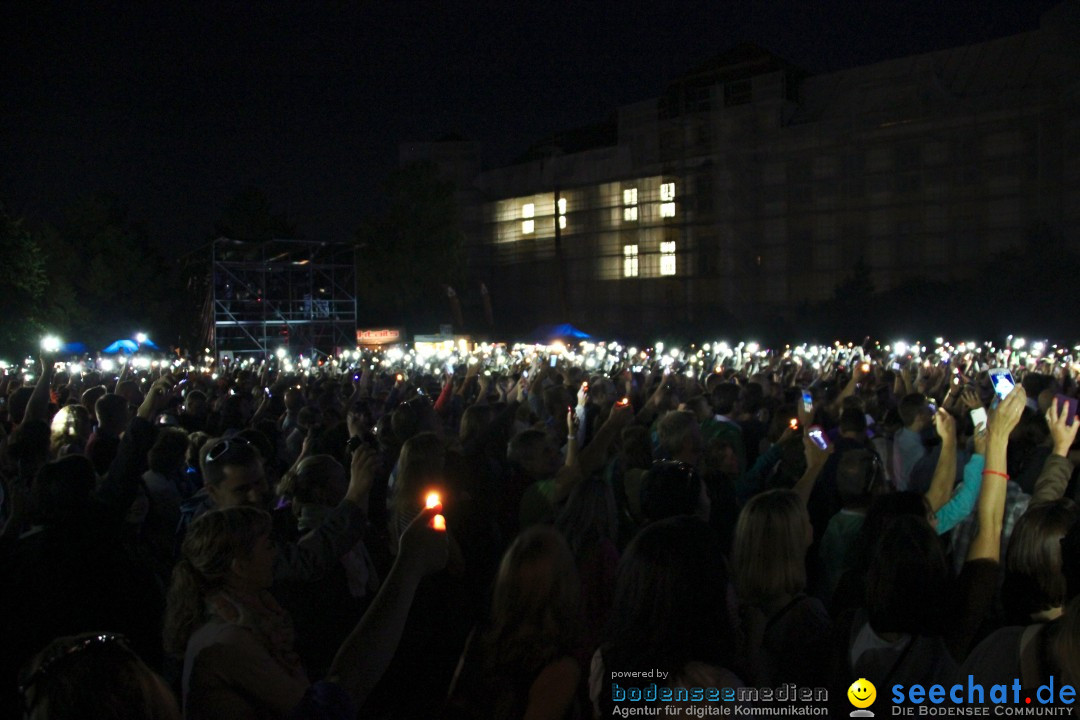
[356,328,403,346]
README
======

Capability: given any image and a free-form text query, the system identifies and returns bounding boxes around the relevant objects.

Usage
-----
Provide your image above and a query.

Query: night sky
[2,0,1062,254]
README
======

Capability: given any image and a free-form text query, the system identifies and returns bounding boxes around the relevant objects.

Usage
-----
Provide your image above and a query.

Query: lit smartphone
[789,417,799,431]
[928,402,937,414]
[549,356,557,368]
[800,389,813,414]
[1054,394,1078,423]
[969,407,988,430]
[989,368,1015,399]
[807,425,830,450]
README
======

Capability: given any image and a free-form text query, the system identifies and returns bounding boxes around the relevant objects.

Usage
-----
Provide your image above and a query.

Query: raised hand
[398,505,449,577]
[1046,400,1079,458]
[988,386,1026,439]
[960,387,983,411]
[802,431,833,470]
[137,374,174,420]
[932,407,956,444]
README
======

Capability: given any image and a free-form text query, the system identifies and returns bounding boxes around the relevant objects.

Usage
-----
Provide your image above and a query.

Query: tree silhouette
[38,194,179,348]
[355,162,465,328]
[0,206,48,354]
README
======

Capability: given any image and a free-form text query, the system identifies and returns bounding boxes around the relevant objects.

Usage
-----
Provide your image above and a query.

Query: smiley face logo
[847,678,876,713]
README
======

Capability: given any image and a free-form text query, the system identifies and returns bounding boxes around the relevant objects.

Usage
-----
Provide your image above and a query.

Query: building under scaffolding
[205,238,357,358]
[402,6,1080,336]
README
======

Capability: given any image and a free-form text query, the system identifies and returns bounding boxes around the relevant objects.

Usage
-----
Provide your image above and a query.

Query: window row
[520,183,678,234]
[521,197,570,234]
[623,241,677,277]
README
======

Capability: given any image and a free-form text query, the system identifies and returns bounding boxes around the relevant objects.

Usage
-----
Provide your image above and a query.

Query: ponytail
[162,507,271,656]
[163,557,206,656]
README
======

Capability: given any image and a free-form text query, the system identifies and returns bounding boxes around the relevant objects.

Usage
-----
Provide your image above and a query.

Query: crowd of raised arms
[2,336,1080,719]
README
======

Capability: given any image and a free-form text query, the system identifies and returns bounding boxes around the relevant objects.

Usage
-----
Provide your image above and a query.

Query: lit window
[660,182,675,201]
[623,244,639,277]
[660,202,676,218]
[660,241,676,275]
[559,215,567,229]
[623,187,638,222]
[558,198,567,215]
[522,203,535,234]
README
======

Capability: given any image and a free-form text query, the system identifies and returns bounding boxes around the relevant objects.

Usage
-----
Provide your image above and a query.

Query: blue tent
[102,339,140,354]
[529,323,592,344]
[102,338,161,354]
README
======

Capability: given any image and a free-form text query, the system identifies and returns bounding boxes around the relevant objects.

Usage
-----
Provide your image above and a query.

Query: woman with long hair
[555,477,620,657]
[446,526,582,719]
[732,488,831,687]
[591,516,741,717]
[164,502,447,719]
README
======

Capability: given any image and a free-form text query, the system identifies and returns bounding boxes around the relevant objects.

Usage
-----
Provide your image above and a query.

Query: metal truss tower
[209,238,357,358]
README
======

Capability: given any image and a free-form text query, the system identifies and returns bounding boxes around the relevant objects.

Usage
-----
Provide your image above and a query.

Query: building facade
[402,3,1080,336]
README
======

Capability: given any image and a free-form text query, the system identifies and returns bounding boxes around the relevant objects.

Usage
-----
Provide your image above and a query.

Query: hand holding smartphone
[969,406,988,430]
[989,368,1016,399]
[807,425,830,451]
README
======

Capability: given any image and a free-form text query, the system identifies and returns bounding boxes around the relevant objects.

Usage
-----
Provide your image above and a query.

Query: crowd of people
[1,337,1079,718]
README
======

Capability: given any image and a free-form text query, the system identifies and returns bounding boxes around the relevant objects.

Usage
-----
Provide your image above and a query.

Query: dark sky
[1,0,1062,254]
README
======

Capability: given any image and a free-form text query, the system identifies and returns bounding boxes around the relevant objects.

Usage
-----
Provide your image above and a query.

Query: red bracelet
[981,470,1010,481]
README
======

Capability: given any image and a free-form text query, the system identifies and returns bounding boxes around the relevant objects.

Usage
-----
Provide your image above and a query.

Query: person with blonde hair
[164,501,447,719]
[733,487,831,687]
[446,525,582,719]
[48,404,90,459]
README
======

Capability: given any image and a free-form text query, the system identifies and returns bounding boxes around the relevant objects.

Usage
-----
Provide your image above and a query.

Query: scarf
[206,589,306,680]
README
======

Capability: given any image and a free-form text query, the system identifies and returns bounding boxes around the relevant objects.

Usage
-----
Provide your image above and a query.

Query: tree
[0,206,49,354]
[38,194,181,349]
[355,162,466,328]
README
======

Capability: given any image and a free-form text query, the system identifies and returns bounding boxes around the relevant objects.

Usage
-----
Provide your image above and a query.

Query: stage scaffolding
[208,238,357,358]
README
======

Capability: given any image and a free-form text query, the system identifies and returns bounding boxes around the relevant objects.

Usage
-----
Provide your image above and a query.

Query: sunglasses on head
[19,633,133,714]
[205,437,252,464]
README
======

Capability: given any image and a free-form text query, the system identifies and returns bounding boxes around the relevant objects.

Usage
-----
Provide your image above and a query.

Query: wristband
[981,470,1009,481]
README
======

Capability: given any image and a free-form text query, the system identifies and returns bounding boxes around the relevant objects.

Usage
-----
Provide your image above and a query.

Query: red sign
[356,328,403,345]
